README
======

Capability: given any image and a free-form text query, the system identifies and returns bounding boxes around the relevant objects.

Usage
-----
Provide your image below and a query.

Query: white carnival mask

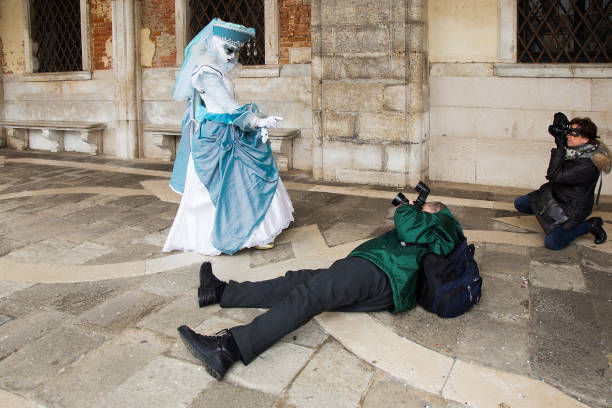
[209,35,238,66]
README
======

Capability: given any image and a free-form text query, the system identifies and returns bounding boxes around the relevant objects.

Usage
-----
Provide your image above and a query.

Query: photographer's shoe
[177,326,239,380]
[198,262,226,307]
[586,217,607,244]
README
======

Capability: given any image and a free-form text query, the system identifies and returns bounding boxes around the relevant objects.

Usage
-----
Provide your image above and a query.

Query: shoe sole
[198,262,213,308]
[177,327,224,380]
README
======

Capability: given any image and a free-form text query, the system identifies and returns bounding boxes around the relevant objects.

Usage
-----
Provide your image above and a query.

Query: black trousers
[223,257,394,364]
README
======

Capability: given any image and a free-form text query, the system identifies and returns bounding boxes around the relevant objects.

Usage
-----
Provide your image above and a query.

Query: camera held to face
[548,112,570,138]
[392,181,430,210]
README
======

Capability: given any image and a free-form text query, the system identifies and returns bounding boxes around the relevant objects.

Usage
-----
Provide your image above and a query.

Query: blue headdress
[172,18,255,101]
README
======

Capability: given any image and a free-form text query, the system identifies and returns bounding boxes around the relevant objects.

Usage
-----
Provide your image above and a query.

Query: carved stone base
[6,128,29,150]
[268,128,299,172]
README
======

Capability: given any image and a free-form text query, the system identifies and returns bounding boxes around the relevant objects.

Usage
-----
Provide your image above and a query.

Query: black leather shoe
[177,325,238,380]
[586,217,607,244]
[198,262,225,307]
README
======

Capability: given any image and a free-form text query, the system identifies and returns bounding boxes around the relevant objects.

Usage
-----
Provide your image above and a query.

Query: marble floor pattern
[0,150,611,408]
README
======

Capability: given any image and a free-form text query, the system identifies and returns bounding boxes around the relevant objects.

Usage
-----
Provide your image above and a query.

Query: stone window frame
[175,0,280,76]
[495,0,612,78]
[21,0,92,81]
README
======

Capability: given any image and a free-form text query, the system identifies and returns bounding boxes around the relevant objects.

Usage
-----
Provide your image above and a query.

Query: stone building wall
[311,0,427,187]
[427,0,612,194]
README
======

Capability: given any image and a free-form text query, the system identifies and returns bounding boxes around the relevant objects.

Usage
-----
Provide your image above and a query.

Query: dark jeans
[223,257,394,364]
[514,194,590,250]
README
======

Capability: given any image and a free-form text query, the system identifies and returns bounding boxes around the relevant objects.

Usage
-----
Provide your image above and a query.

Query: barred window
[29,0,83,72]
[517,0,612,63]
[188,0,265,65]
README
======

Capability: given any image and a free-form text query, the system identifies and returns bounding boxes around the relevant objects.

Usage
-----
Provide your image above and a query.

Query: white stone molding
[497,0,517,64]
[80,129,103,155]
[264,0,280,65]
[175,0,279,66]
[41,129,64,152]
[6,128,29,151]
[112,0,142,159]
[21,0,91,76]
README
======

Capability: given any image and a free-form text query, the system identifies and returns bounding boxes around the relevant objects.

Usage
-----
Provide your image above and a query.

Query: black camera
[548,112,570,138]
[392,181,430,210]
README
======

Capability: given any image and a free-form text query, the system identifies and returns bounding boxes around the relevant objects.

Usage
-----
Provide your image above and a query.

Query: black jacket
[529,142,611,233]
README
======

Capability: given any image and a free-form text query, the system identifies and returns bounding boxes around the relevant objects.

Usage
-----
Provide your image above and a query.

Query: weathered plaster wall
[428,0,497,63]
[280,0,311,64]
[141,0,176,68]
[427,0,612,194]
[0,0,25,74]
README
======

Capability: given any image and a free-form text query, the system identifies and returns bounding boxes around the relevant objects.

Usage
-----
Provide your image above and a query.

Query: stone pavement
[0,149,611,408]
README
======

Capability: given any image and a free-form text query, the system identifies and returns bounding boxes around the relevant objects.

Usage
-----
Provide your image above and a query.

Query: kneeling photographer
[514,113,611,250]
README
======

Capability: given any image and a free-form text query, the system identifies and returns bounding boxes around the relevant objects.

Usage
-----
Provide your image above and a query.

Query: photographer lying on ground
[514,113,610,250]
[177,197,463,380]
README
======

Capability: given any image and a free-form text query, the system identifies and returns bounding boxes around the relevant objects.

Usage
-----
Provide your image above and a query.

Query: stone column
[310,0,427,187]
[112,0,142,159]
[406,0,428,186]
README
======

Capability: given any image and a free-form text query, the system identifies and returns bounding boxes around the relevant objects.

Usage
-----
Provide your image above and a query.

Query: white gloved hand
[256,116,283,129]
[260,127,269,143]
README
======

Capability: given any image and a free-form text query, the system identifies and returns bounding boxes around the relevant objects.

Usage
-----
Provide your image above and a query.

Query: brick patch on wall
[91,0,113,70]
[280,0,311,64]
[142,0,177,68]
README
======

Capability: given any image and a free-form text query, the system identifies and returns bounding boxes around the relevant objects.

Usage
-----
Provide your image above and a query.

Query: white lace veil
[172,18,219,101]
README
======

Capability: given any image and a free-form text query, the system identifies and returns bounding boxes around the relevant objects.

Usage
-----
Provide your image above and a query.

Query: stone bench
[0,120,106,154]
[145,124,299,171]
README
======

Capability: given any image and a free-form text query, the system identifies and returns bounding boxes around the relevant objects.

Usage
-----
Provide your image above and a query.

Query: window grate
[188,0,265,65]
[30,0,82,72]
[517,0,612,63]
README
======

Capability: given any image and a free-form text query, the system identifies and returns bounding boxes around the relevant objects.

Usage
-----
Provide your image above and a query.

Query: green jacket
[349,205,463,313]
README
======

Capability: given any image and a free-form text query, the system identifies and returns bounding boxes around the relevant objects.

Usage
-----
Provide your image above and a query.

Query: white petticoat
[162,154,294,255]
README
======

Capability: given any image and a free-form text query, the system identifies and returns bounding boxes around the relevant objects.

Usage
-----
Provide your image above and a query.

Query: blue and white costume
[163,19,294,255]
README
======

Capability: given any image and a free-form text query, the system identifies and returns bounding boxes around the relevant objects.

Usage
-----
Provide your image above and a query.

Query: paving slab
[79,289,168,333]
[455,310,531,376]
[530,286,611,407]
[530,261,587,292]
[6,238,76,263]
[138,264,198,297]
[392,306,467,357]
[0,308,75,361]
[32,328,172,408]
[90,355,214,408]
[443,359,591,408]
[474,275,529,317]
[137,291,221,338]
[248,241,296,268]
[0,278,143,317]
[189,382,279,408]
[287,340,375,408]
[47,241,112,265]
[0,280,34,299]
[362,371,452,408]
[229,341,315,395]
[0,325,107,391]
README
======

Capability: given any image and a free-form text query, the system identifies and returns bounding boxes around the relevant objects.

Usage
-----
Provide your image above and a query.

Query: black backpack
[416,238,482,318]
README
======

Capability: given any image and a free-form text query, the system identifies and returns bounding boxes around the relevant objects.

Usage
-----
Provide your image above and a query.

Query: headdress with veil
[172,18,255,101]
